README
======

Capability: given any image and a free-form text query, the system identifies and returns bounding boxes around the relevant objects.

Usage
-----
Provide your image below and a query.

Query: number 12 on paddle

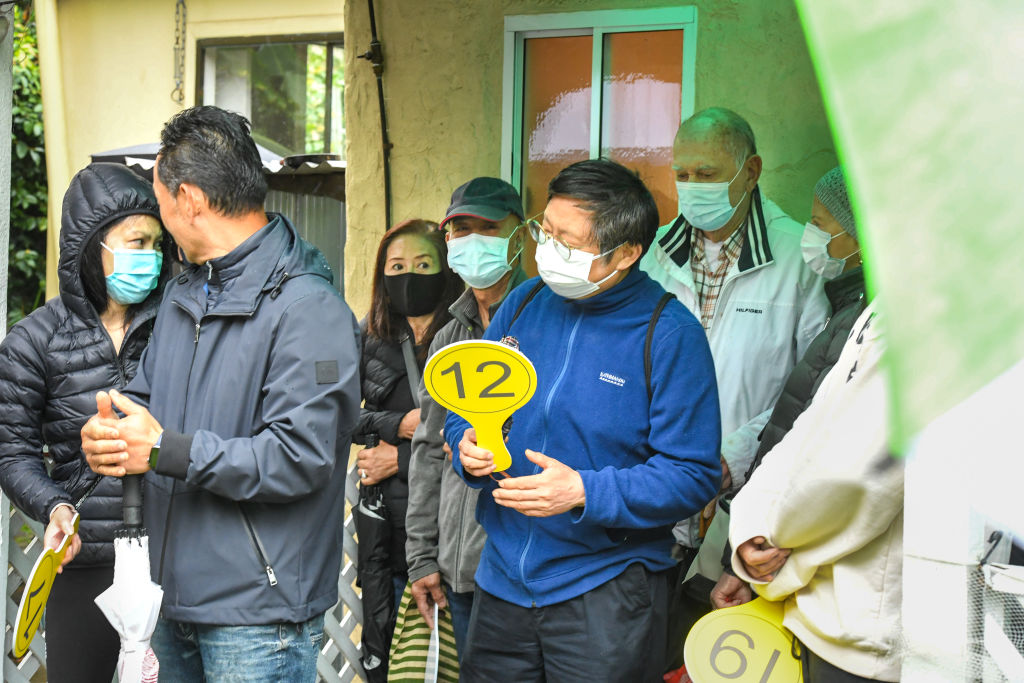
[424,340,537,472]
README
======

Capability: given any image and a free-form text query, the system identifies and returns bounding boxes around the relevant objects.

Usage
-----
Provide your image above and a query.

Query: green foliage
[305,44,327,153]
[305,44,345,156]
[8,5,48,329]
[209,41,342,157]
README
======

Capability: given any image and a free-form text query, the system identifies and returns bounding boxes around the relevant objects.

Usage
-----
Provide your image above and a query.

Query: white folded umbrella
[95,535,163,682]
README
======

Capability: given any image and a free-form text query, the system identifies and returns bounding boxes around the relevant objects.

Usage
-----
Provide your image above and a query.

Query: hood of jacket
[171,213,333,321]
[57,162,162,321]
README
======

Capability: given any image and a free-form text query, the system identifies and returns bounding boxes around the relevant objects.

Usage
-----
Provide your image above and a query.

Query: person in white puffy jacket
[730,302,904,682]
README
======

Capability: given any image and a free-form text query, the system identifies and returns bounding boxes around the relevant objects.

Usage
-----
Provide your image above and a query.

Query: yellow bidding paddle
[683,597,803,682]
[12,512,80,658]
[424,340,537,472]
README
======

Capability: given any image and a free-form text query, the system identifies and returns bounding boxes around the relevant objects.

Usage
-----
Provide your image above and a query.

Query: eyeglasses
[525,217,583,262]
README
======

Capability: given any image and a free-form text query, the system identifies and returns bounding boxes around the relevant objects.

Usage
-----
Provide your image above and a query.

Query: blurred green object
[794,0,1024,452]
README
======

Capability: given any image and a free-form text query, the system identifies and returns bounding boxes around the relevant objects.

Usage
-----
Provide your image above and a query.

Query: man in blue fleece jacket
[445,159,721,682]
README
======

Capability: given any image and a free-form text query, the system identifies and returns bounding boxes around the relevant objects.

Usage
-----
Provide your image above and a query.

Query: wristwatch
[149,432,163,471]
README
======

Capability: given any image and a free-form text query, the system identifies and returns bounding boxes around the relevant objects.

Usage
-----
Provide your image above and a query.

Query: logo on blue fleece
[599,371,626,387]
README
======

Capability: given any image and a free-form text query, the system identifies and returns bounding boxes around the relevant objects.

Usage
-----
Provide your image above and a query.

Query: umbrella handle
[123,474,143,528]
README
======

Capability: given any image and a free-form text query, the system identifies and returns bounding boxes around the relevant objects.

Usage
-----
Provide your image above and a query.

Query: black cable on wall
[357,0,393,230]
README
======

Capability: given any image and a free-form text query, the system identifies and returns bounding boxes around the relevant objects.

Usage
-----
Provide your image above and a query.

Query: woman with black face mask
[353,219,463,680]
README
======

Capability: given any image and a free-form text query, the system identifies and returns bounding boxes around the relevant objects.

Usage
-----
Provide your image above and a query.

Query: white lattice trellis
[318,459,369,682]
[3,502,47,683]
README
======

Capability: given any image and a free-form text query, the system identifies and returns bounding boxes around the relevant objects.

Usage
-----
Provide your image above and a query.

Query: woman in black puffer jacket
[0,163,174,682]
[353,219,463,681]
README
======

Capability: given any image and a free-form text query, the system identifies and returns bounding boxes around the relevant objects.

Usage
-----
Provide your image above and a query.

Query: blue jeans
[393,573,408,613]
[445,583,474,662]
[151,613,324,682]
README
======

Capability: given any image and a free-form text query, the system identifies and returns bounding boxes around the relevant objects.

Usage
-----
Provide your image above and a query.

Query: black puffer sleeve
[0,314,75,524]
[354,371,404,447]
[353,324,405,445]
[354,407,404,446]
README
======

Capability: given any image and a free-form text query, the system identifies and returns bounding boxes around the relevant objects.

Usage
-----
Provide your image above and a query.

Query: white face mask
[446,228,521,289]
[535,238,622,299]
[800,222,860,280]
[675,161,748,232]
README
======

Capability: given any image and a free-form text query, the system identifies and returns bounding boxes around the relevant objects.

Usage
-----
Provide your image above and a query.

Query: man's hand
[82,391,127,476]
[356,441,399,485]
[109,390,162,470]
[491,449,585,517]
[457,428,495,477]
[410,572,447,628]
[44,505,81,574]
[736,536,791,582]
[397,409,421,440]
[710,572,753,609]
[82,391,161,477]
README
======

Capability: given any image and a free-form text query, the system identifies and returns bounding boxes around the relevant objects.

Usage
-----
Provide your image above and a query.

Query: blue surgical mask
[675,161,748,232]
[446,227,521,289]
[102,242,163,304]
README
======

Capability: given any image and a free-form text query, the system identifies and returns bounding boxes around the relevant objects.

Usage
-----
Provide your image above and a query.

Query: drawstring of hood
[269,272,291,300]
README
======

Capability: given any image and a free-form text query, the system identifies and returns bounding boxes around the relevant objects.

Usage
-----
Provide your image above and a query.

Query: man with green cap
[404,177,527,659]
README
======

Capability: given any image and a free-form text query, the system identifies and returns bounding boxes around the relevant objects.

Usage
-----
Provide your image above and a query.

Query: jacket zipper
[201,267,277,587]
[710,272,741,331]
[158,309,202,584]
[156,268,288,587]
[239,506,278,586]
[516,309,583,605]
[114,354,127,387]
[77,313,149,508]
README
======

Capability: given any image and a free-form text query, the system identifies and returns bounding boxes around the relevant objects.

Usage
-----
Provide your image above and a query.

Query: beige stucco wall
[37,0,343,300]
[38,0,832,316]
[342,0,835,319]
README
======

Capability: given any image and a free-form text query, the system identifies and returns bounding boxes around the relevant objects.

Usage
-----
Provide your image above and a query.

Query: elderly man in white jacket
[641,107,828,659]
[730,303,904,682]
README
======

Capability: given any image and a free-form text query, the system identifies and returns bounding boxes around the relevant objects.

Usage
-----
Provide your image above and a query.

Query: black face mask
[383,272,447,317]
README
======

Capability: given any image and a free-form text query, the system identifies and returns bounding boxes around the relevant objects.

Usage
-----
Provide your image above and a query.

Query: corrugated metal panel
[266,191,346,297]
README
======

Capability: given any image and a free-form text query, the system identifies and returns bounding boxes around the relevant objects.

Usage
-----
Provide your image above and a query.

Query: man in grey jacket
[404,177,526,658]
[81,106,360,682]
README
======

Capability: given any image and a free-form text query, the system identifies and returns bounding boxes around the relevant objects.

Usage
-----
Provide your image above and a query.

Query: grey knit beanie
[814,167,857,240]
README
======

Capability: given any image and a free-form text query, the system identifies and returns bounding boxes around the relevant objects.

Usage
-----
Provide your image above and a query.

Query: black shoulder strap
[644,292,675,400]
[506,280,547,330]
[399,336,421,408]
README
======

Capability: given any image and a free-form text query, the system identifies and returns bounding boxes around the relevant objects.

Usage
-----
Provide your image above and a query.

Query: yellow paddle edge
[683,597,803,682]
[424,340,537,472]
[12,512,80,659]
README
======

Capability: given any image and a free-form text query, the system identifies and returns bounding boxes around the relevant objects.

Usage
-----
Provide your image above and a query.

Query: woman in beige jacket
[729,303,904,682]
